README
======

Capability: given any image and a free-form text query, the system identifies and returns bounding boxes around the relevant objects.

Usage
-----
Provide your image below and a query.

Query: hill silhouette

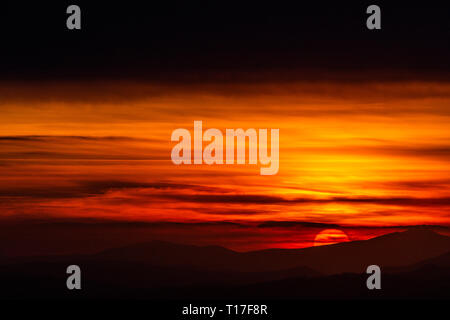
[86,228,450,274]
[0,229,449,299]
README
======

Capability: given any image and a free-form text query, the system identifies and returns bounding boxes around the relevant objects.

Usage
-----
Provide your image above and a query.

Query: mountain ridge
[87,228,450,274]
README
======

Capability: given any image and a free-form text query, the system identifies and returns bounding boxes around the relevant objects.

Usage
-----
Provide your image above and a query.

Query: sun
[314,229,350,247]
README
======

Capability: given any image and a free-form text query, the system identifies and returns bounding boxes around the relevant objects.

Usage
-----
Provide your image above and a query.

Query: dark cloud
[257,221,450,231]
[0,135,167,161]
[162,194,289,204]
[78,180,228,194]
[0,152,164,160]
[258,221,341,229]
[375,145,450,159]
[376,179,450,190]
[161,194,450,207]
[0,135,161,143]
[0,187,91,199]
[0,217,245,229]
[0,180,229,199]
[1,81,450,107]
[3,176,450,209]
[195,207,271,216]
[2,216,448,232]
[293,144,450,160]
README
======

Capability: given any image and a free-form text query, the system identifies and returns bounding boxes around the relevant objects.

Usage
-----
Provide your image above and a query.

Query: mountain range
[1,228,449,299]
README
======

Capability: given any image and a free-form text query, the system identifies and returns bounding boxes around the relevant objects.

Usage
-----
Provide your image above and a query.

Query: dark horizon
[1,228,450,300]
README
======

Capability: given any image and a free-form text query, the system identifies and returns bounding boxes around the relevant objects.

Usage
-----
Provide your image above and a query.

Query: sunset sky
[0,2,449,253]
[1,80,449,250]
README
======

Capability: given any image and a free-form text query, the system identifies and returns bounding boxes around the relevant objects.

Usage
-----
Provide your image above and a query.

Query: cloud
[1,82,450,120]
[0,135,153,142]
[0,216,246,228]
[78,180,228,194]
[195,207,271,216]
[289,144,450,161]
[0,135,167,161]
[374,179,450,190]
[372,145,450,160]
[160,193,450,207]
[0,180,229,200]
[257,220,450,230]
[258,221,341,228]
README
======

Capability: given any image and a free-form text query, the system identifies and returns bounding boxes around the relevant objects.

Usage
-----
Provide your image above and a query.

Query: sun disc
[314,229,349,247]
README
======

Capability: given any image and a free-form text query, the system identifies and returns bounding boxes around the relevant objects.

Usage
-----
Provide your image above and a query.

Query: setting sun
[314,229,350,247]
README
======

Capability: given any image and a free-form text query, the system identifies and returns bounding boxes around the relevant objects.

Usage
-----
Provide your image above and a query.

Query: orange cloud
[0,80,449,232]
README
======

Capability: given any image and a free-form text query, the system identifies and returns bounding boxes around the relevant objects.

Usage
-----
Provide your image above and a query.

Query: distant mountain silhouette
[0,229,449,299]
[386,248,450,274]
[87,228,450,275]
[415,250,450,268]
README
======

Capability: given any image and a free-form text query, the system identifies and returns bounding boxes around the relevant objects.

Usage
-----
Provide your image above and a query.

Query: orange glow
[0,81,449,249]
[314,229,350,246]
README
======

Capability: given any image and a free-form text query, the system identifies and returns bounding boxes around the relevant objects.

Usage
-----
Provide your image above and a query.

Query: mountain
[1,229,449,299]
[416,250,450,268]
[386,249,450,274]
[88,228,450,275]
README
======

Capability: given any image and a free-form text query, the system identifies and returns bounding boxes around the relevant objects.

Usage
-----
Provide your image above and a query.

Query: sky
[1,80,449,251]
[0,2,449,252]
